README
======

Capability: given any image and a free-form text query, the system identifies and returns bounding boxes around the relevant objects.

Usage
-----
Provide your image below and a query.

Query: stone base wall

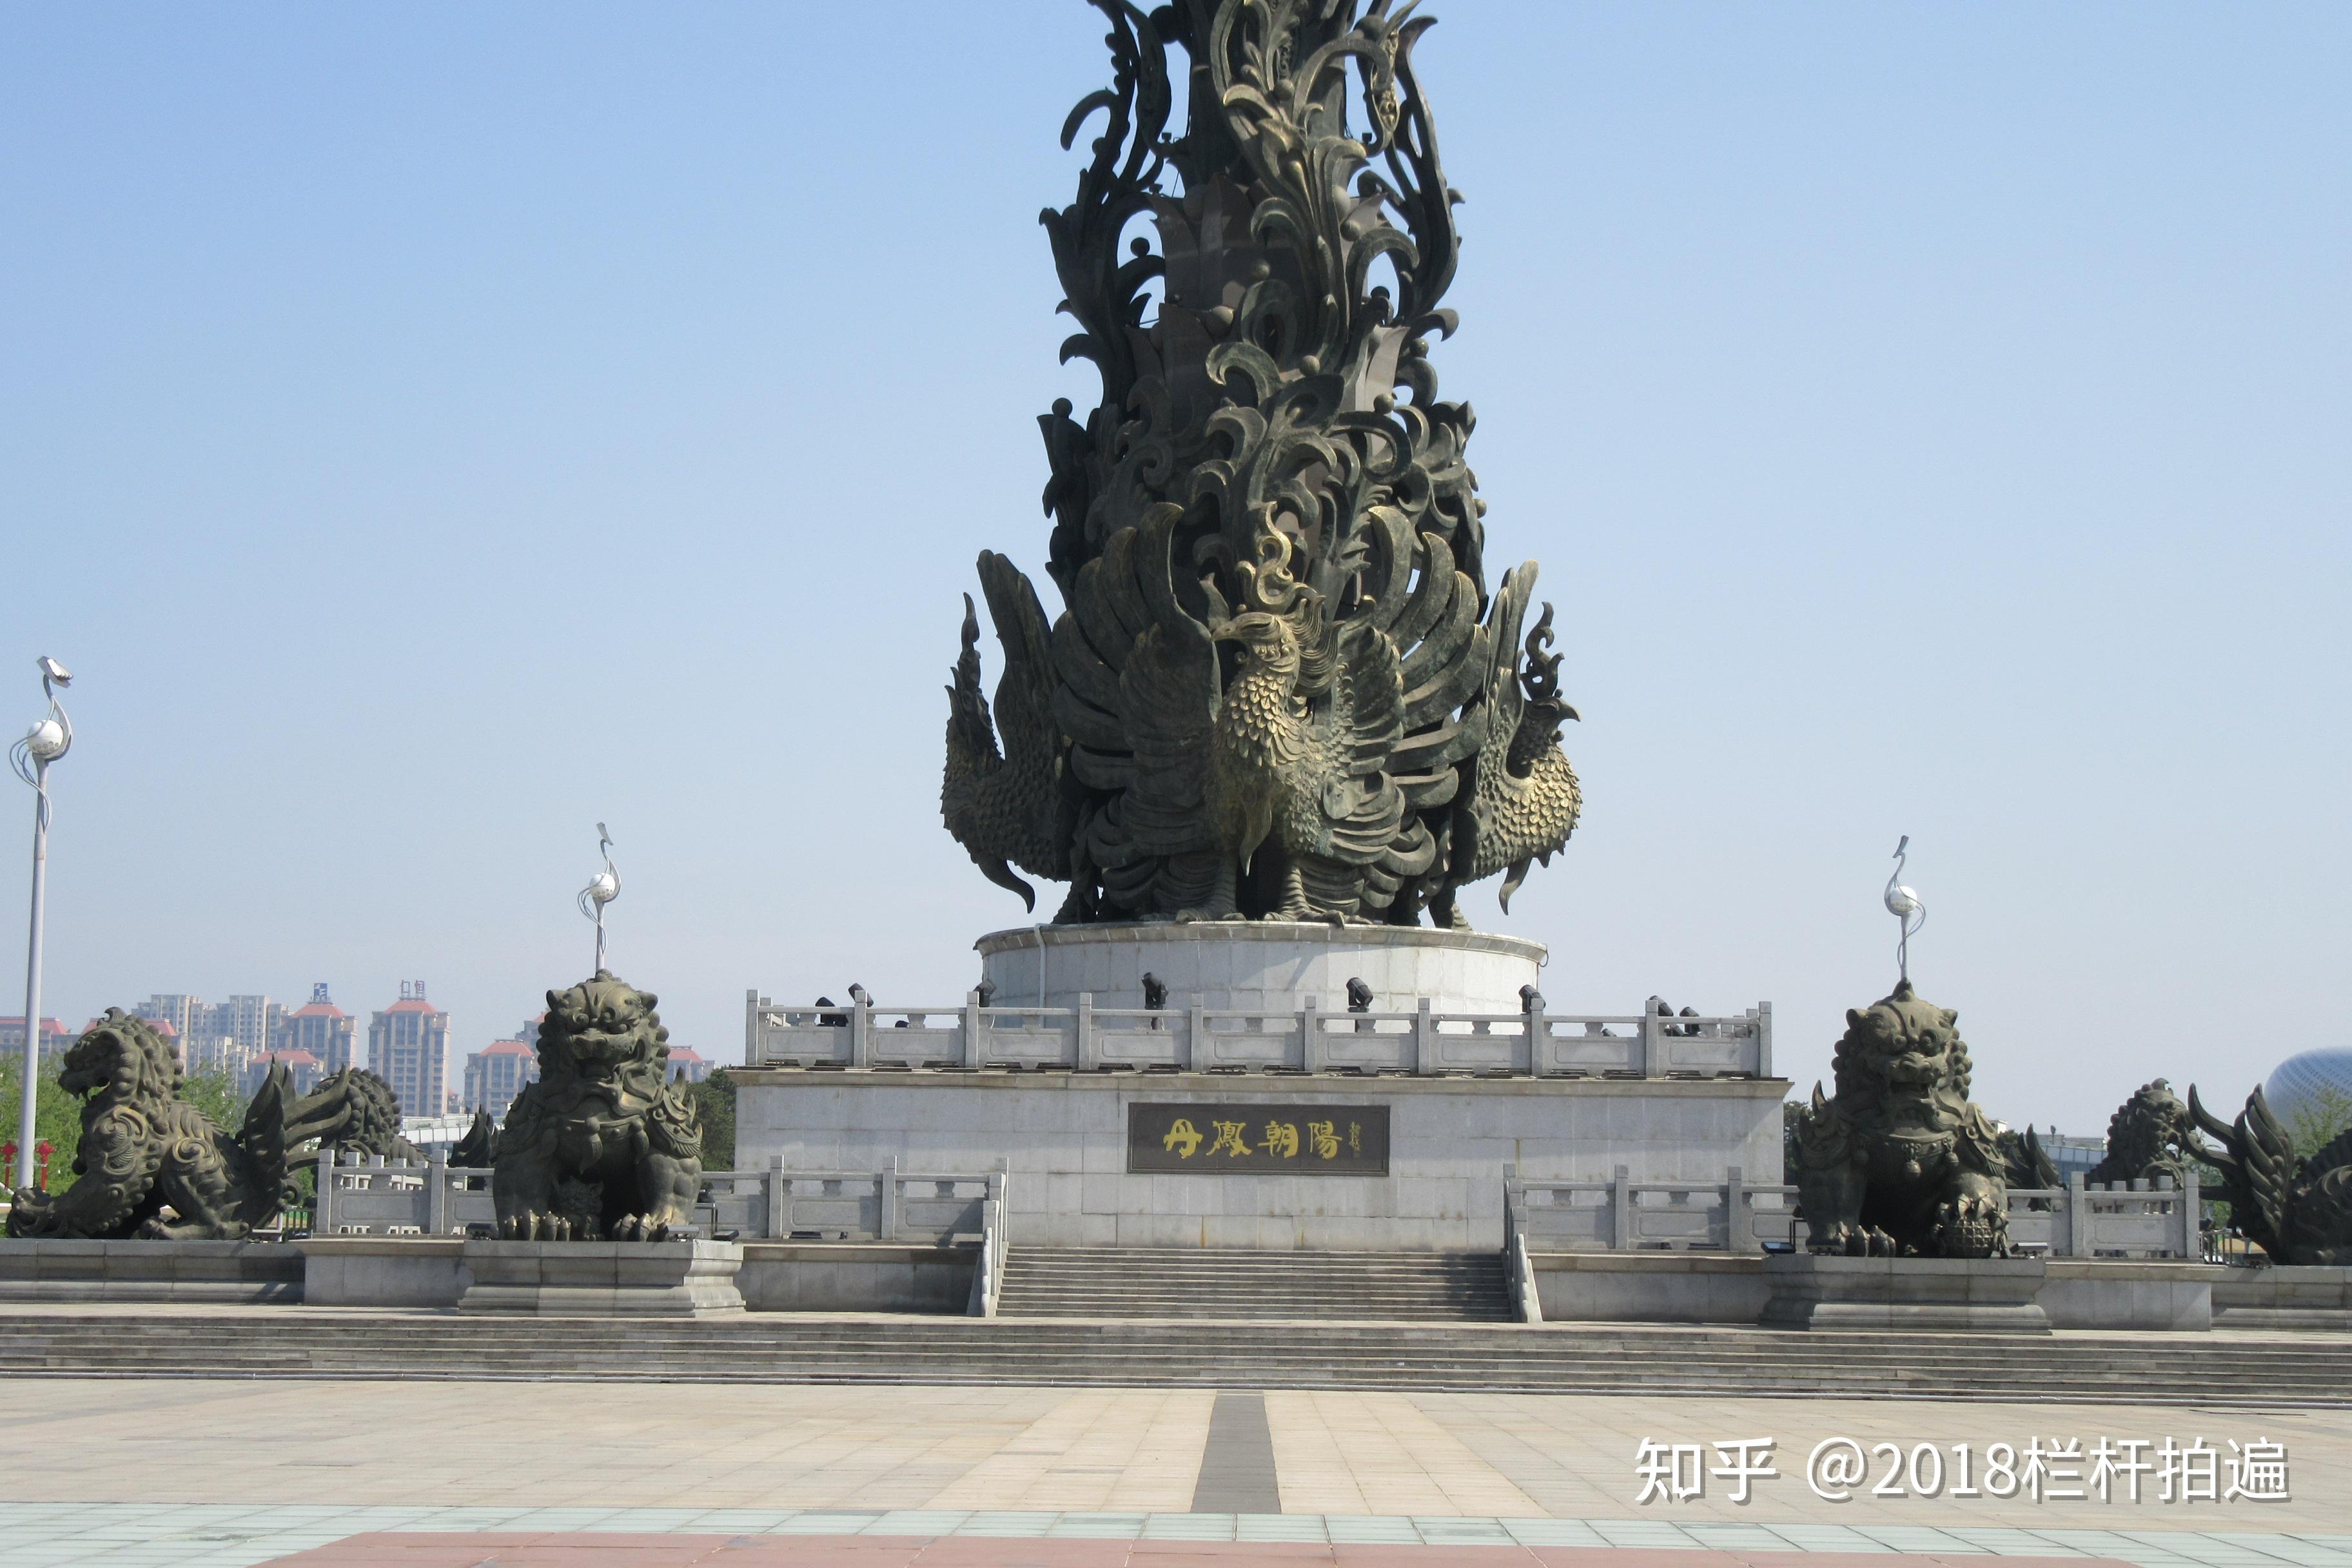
[1531,1251,1772,1324]
[299,1238,980,1315]
[1531,1252,2226,1332]
[0,1239,302,1304]
[738,1243,975,1313]
[736,1070,1787,1251]
[302,1237,467,1309]
[456,1240,747,1317]
[2212,1265,2352,1330]
[975,922,1545,1014]
[1761,1255,2051,1333]
[2043,1260,2214,1333]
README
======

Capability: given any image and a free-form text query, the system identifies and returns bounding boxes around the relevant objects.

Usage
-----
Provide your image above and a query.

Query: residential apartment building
[369,981,451,1120]
[170,994,279,1080]
[666,1048,714,1084]
[0,1016,72,1063]
[210,995,280,1057]
[279,983,357,1074]
[134,994,204,1043]
[462,1040,538,1120]
[241,1048,324,1098]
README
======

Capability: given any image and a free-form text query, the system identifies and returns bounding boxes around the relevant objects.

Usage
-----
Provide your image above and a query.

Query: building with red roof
[370,981,450,1120]
[240,1048,324,1098]
[462,1039,539,1121]
[281,983,357,1073]
[0,1017,72,1063]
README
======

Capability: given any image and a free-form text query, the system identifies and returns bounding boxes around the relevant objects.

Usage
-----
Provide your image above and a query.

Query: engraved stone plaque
[1126,1103,1390,1176]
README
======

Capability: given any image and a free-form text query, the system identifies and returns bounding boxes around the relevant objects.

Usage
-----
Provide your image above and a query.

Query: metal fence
[747,992,1772,1079]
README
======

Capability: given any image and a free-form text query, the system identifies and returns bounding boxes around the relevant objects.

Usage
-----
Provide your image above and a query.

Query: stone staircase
[995,1248,1514,1322]
[3,1311,2347,1404]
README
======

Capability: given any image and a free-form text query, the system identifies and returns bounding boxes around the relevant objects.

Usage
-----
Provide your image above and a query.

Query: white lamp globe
[24,717,67,762]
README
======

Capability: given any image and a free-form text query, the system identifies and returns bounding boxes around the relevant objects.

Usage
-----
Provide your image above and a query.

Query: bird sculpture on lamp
[578,823,620,975]
[1884,836,1926,986]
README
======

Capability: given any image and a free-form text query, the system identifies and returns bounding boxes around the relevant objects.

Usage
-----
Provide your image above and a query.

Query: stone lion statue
[5,1009,349,1240]
[1791,981,2012,1258]
[491,971,702,1240]
[2086,1078,2197,1190]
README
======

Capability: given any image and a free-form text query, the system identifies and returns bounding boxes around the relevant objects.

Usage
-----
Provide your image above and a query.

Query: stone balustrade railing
[310,1148,1004,1247]
[746,991,1772,1079]
[1507,1167,2201,1260]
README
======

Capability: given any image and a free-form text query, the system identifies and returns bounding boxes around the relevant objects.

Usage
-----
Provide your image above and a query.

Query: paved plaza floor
[0,1379,2344,1567]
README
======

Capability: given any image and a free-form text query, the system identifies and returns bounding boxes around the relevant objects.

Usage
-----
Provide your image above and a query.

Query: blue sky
[3,3,2346,1132]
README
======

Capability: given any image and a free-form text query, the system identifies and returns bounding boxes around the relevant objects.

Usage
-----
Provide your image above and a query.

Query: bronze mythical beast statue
[490,972,701,1240]
[2188,1084,2352,1266]
[1792,982,2013,1258]
[2086,1078,2199,1190]
[941,0,1580,928]
[5,1010,388,1240]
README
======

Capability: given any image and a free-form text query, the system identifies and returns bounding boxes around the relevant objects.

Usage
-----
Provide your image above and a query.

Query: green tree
[181,1069,249,1134]
[2284,1086,2352,1161]
[0,1054,85,1191]
[1781,1098,1810,1184]
[689,1068,737,1171]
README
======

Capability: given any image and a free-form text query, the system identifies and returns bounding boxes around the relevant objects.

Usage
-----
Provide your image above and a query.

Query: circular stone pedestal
[975,922,1545,1014]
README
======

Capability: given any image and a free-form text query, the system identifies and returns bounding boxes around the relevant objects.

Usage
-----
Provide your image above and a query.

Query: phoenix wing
[942,550,1073,909]
[1053,505,1221,897]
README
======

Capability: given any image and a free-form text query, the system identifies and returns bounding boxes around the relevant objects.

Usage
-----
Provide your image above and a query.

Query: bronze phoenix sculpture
[942,0,1580,927]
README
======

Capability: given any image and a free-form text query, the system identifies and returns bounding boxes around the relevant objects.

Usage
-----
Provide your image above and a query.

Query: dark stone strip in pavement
[1190,1389,1283,1514]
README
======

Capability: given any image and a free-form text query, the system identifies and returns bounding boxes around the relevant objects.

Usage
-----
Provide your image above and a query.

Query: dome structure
[2262,1046,2352,1134]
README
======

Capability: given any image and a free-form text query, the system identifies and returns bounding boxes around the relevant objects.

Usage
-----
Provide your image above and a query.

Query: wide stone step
[11,1320,2349,1363]
[998,1248,1510,1322]
[3,1314,2344,1405]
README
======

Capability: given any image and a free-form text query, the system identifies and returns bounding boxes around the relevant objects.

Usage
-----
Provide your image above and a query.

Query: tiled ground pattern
[1,1380,2345,1567]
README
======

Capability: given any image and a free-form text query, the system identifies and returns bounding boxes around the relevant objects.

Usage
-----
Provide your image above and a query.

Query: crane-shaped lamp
[1883,835,1926,985]
[578,822,620,975]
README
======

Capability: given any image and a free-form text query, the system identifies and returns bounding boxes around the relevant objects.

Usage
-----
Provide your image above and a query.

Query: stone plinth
[0,1239,302,1304]
[1762,1255,2050,1333]
[456,1240,745,1317]
[736,1070,1784,1252]
[976,921,1544,1014]
[2211,1265,2352,1331]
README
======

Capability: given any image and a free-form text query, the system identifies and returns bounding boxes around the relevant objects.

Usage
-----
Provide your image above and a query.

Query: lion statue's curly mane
[490,970,702,1240]
[8,1010,277,1239]
[1792,981,2013,1258]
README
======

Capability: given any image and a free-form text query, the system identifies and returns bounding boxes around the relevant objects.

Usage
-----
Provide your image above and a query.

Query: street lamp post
[12,657,72,1193]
